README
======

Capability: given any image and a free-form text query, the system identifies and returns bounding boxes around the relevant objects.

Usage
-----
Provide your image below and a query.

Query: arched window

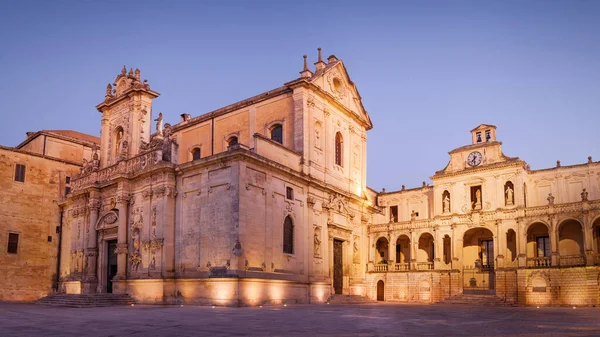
[192,148,201,160]
[283,216,294,254]
[227,136,238,149]
[335,132,343,166]
[270,124,283,144]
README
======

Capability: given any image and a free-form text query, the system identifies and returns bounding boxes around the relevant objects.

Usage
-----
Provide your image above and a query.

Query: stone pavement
[0,302,599,336]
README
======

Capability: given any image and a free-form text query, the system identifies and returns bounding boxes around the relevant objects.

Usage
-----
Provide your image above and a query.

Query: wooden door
[333,240,343,295]
[377,280,385,301]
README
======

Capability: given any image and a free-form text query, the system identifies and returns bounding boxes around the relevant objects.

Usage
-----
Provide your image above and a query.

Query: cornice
[431,160,525,180]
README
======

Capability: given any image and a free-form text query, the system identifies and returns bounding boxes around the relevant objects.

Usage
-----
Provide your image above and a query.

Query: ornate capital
[88,200,101,211]
[116,194,130,207]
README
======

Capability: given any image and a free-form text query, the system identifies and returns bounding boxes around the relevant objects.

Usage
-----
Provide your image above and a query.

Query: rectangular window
[14,164,26,182]
[286,186,294,200]
[65,187,71,196]
[65,176,71,184]
[7,233,19,254]
[389,206,398,222]
[536,236,550,257]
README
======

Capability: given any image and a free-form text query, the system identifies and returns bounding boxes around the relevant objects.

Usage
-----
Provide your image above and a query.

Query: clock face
[467,151,482,166]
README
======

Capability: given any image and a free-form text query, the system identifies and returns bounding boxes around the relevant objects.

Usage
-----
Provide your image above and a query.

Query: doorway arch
[376,280,385,301]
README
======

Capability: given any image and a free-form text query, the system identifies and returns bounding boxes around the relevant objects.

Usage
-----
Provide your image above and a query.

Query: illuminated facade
[59,51,377,305]
[46,52,600,306]
[370,125,600,306]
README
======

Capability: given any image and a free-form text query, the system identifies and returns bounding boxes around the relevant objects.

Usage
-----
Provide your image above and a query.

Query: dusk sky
[1,1,598,191]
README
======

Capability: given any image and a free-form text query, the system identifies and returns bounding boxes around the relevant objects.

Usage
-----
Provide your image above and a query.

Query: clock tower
[433,124,520,175]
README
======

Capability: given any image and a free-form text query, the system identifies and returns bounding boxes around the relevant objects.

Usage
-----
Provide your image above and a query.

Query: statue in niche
[410,210,416,221]
[443,194,450,213]
[313,228,321,257]
[116,129,124,154]
[154,112,164,136]
[389,212,395,223]
[314,126,321,148]
[120,140,128,158]
[473,189,482,210]
[353,239,359,263]
[505,185,514,205]
[547,193,555,206]
[581,189,588,202]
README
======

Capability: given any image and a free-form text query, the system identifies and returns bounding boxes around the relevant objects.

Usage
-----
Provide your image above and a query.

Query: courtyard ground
[0,302,599,336]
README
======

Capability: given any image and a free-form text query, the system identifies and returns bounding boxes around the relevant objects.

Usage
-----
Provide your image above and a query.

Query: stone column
[549,217,559,267]
[388,234,396,264]
[83,198,100,292]
[410,231,417,270]
[328,235,334,278]
[434,228,443,269]
[583,214,594,266]
[495,220,504,268]
[517,219,527,267]
[115,195,129,279]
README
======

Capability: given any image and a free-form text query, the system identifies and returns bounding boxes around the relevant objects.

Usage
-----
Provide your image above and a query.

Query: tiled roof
[43,130,100,145]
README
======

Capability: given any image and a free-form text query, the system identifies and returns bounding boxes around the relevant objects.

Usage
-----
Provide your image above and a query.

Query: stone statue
[313,228,321,257]
[116,129,124,153]
[547,193,555,206]
[155,112,164,136]
[474,189,481,209]
[443,195,450,213]
[390,211,395,223]
[581,188,588,202]
[410,210,416,221]
[106,84,113,98]
[314,127,320,146]
[120,140,128,158]
[353,239,359,263]
[505,185,514,205]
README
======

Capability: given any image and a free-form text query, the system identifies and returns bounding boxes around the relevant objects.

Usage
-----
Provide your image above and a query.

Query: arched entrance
[417,233,434,270]
[462,227,495,293]
[558,219,585,266]
[395,235,410,271]
[376,280,385,301]
[526,222,551,267]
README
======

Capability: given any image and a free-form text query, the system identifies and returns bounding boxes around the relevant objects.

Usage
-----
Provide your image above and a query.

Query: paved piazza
[0,303,599,336]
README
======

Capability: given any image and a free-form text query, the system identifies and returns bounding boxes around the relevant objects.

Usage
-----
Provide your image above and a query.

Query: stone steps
[438,294,514,306]
[36,294,135,308]
[327,294,374,304]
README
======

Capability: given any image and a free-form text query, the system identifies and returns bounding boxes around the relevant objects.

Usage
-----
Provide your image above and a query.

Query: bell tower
[96,66,160,168]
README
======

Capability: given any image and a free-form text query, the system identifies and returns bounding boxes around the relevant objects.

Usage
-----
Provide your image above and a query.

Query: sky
[1,1,599,192]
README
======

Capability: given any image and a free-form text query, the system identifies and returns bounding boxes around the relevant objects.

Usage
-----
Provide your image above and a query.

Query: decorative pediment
[307,57,372,130]
[96,211,119,230]
[323,193,354,219]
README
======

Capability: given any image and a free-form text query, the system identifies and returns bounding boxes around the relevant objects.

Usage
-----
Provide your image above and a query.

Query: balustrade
[526,257,551,268]
[559,254,585,267]
[416,262,434,271]
[392,263,410,271]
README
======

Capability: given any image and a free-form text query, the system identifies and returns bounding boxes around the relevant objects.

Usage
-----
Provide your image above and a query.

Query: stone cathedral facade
[59,51,377,305]
[5,51,598,306]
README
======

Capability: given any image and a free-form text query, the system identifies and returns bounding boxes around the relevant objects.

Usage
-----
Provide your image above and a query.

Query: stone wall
[0,147,79,301]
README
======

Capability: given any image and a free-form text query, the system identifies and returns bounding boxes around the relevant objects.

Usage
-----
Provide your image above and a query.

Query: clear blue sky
[1,1,599,191]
